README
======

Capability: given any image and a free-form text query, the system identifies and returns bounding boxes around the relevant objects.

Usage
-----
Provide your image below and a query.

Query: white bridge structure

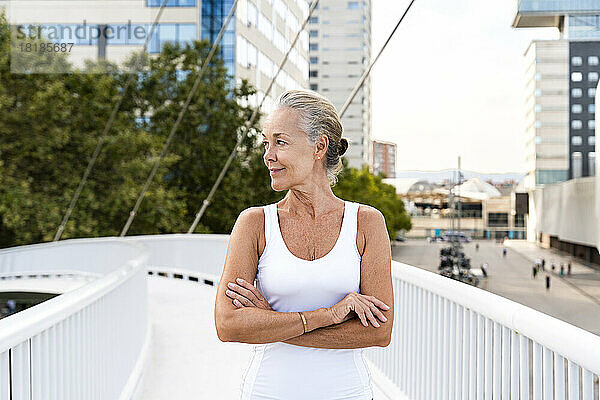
[1,234,599,400]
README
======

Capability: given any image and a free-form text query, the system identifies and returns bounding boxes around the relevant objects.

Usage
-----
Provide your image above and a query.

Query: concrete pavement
[392,239,600,337]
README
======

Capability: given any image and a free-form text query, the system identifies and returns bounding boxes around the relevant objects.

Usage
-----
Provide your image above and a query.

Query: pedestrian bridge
[1,235,599,400]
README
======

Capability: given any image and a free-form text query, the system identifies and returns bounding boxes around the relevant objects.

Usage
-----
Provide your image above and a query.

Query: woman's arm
[283,205,394,348]
[222,205,394,348]
[215,207,337,343]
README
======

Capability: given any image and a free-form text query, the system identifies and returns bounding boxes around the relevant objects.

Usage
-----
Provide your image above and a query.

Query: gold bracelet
[298,311,307,334]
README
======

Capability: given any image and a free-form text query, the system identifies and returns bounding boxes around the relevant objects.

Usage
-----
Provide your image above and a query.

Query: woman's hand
[225,278,273,310]
[327,292,390,328]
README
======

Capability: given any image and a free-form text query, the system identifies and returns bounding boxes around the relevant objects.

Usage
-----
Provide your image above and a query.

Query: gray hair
[274,89,349,186]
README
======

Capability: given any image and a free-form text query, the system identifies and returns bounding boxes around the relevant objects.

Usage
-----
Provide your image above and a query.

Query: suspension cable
[186,0,320,233]
[119,0,241,236]
[187,0,416,232]
[53,0,170,242]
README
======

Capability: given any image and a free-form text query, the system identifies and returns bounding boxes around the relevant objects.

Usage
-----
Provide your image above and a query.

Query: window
[147,24,196,53]
[247,2,258,26]
[589,56,599,66]
[572,120,583,129]
[572,152,583,178]
[534,120,542,128]
[572,72,583,82]
[309,70,318,77]
[572,104,583,113]
[589,120,596,129]
[309,56,318,64]
[348,1,359,8]
[589,104,596,113]
[589,72,599,82]
[310,83,318,90]
[590,152,596,176]
[535,88,543,96]
[488,213,509,227]
[572,135,583,145]
[309,16,318,23]
[309,30,318,37]
[535,104,542,112]
[572,88,583,97]
[535,136,542,144]
[589,87,596,97]
[572,56,583,66]
[309,43,318,51]
[534,72,542,80]
[590,136,596,146]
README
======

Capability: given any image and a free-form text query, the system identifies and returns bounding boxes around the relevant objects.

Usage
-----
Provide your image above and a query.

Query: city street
[392,239,600,336]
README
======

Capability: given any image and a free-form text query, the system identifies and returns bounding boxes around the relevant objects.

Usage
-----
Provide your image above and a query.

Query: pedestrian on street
[502,248,507,257]
[545,275,551,291]
[532,266,537,279]
[476,243,479,252]
[551,263,555,271]
[542,258,546,270]
[568,262,572,275]
[560,265,564,276]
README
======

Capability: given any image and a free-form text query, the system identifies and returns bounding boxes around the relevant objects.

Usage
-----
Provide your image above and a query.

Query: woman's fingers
[357,299,380,328]
[235,278,273,310]
[227,281,260,306]
[366,295,391,310]
[235,278,262,300]
[232,299,244,308]
[225,289,253,306]
[354,301,369,327]
[356,296,388,323]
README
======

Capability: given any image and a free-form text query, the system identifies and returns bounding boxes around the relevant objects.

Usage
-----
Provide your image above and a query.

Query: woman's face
[262,107,325,191]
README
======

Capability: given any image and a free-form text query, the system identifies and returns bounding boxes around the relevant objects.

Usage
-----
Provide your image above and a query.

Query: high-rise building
[307,0,372,171]
[3,0,310,117]
[372,140,396,178]
[522,40,570,187]
[514,0,599,187]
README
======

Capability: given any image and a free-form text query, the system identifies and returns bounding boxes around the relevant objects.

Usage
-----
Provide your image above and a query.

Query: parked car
[442,231,471,243]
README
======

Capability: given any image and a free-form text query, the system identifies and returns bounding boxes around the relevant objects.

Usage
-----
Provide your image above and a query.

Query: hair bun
[338,137,349,156]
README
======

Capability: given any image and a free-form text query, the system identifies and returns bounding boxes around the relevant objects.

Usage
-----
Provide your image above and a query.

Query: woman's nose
[264,147,276,162]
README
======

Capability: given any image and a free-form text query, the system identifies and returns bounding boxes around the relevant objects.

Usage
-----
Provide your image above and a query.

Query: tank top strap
[262,203,274,247]
[342,201,360,243]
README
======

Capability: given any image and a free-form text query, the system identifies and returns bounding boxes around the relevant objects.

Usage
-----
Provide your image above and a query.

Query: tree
[333,159,411,240]
[0,11,267,246]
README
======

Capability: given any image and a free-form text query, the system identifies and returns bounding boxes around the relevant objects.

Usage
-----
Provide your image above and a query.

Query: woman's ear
[316,135,328,158]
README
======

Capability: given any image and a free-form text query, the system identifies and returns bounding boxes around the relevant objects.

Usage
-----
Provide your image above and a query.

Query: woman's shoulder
[237,205,269,226]
[356,204,386,233]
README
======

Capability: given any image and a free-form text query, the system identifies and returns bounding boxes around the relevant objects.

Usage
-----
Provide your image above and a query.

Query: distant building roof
[449,177,502,200]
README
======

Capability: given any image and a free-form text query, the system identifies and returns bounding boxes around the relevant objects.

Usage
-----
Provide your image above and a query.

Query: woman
[214,89,394,400]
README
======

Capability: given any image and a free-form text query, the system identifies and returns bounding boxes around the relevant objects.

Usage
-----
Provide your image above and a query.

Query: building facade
[307,0,372,171]
[372,140,396,178]
[523,40,570,187]
[3,0,310,117]
[514,1,599,187]
[384,178,527,240]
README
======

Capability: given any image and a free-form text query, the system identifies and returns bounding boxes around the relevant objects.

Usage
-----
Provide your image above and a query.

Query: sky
[370,0,559,174]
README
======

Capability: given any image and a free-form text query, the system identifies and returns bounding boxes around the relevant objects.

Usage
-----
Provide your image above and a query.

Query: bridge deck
[140,275,391,400]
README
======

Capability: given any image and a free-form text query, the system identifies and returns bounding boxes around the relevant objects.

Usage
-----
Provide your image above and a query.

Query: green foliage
[333,159,412,240]
[0,11,276,247]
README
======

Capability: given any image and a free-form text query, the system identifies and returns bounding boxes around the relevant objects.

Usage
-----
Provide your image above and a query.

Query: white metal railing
[364,261,600,400]
[0,237,150,400]
[4,234,598,399]
[128,234,600,399]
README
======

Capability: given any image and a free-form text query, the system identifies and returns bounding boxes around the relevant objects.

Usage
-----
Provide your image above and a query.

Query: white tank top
[240,200,374,400]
